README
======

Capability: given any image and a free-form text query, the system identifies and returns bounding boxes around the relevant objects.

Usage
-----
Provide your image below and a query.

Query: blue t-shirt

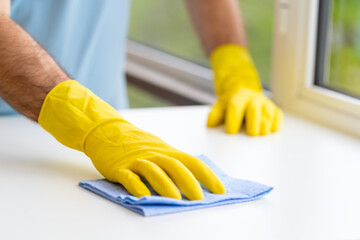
[0,0,130,115]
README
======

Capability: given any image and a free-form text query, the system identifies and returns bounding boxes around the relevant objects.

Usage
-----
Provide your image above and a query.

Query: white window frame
[126,0,360,137]
[272,0,360,137]
[126,41,215,104]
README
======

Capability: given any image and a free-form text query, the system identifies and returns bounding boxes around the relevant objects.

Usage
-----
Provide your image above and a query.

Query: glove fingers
[246,96,262,136]
[170,152,226,195]
[131,159,182,200]
[115,169,151,198]
[225,93,249,134]
[260,102,276,135]
[271,107,284,132]
[147,155,203,200]
[207,101,225,127]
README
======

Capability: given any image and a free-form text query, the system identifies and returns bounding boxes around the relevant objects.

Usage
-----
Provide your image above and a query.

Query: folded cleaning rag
[79,155,273,217]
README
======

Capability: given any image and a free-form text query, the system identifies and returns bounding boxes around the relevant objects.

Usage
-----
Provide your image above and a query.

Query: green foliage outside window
[327,0,360,97]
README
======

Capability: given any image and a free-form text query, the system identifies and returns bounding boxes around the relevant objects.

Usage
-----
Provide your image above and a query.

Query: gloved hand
[207,44,283,136]
[38,80,225,200]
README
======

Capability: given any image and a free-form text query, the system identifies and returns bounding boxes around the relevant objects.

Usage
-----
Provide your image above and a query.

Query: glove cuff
[210,44,262,94]
[210,44,253,69]
[38,80,123,151]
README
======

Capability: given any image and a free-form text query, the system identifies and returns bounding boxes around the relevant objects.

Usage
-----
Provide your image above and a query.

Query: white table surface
[1,106,359,240]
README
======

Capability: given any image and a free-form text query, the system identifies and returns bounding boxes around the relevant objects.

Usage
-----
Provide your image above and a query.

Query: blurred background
[126,0,360,107]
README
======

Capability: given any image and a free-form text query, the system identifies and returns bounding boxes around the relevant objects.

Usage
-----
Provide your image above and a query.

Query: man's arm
[185,0,283,136]
[184,0,247,56]
[0,1,226,199]
[0,5,68,121]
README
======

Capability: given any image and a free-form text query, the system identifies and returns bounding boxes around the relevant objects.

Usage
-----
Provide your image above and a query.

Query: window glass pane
[128,0,274,86]
[127,83,175,108]
[320,0,360,97]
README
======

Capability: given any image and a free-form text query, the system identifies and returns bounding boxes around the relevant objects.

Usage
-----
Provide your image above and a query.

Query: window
[316,0,360,98]
[272,0,360,137]
[127,83,175,108]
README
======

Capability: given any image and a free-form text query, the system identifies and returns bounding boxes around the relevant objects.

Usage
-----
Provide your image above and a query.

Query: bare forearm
[0,15,68,121]
[184,0,247,56]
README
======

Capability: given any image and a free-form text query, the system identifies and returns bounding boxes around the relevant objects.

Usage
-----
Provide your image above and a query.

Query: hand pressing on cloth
[38,80,225,200]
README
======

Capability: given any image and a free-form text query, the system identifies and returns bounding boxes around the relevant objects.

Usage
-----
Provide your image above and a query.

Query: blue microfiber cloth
[79,155,273,217]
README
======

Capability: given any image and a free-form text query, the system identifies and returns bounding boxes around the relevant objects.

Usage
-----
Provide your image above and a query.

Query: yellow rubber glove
[207,44,283,136]
[38,80,225,200]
